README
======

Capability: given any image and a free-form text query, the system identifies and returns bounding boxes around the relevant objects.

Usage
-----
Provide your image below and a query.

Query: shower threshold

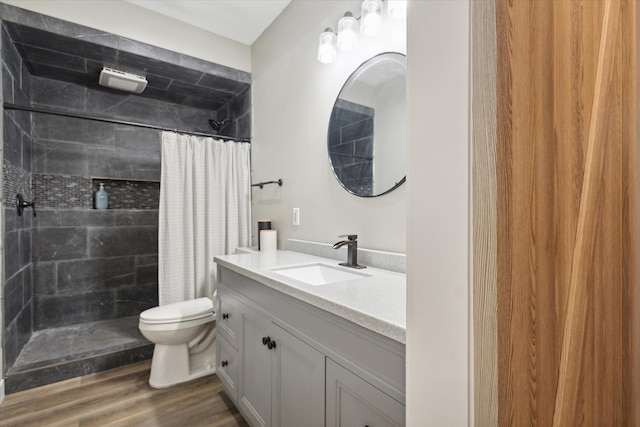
[5,316,153,394]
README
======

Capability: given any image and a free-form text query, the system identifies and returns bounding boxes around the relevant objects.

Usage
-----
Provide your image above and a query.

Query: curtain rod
[3,103,251,143]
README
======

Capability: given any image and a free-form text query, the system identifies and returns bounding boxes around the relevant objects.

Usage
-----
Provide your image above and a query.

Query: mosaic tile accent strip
[92,179,160,210]
[32,174,92,209]
[31,174,161,210]
[3,160,31,205]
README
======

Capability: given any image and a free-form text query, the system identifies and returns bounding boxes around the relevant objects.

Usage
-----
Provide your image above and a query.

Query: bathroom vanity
[214,250,406,427]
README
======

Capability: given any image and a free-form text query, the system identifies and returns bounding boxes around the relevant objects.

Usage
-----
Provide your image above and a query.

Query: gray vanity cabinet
[216,265,405,427]
[326,359,405,427]
[216,291,243,402]
[221,291,324,427]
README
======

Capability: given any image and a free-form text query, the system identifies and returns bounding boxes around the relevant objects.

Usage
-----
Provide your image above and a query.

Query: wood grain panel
[496,0,637,424]
[633,5,640,425]
[553,1,621,424]
[471,1,498,426]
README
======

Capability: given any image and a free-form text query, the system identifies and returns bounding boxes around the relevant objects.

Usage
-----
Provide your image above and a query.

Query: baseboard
[0,379,5,404]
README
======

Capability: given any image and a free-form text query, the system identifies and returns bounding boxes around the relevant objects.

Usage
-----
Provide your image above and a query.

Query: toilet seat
[140,297,214,325]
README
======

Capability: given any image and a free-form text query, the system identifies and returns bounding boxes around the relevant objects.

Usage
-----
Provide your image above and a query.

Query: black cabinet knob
[222,313,229,319]
[267,340,276,350]
[262,336,270,345]
[221,360,228,367]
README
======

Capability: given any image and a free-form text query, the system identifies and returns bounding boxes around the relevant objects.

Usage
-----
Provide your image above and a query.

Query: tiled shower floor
[9,316,149,373]
[5,316,153,393]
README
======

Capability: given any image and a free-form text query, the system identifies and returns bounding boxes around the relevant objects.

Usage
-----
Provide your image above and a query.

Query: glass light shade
[317,28,337,64]
[360,0,383,37]
[337,12,358,51]
[387,0,407,19]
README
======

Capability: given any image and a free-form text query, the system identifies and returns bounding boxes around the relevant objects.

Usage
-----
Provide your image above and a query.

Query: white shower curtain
[158,132,251,305]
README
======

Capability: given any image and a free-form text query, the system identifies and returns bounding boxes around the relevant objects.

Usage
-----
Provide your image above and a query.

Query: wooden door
[494,0,638,425]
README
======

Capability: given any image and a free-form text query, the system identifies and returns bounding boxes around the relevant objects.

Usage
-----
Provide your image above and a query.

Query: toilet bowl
[139,297,216,388]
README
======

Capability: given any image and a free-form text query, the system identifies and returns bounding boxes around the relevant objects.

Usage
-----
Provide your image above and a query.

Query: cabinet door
[271,324,325,427]
[326,359,405,427]
[238,304,272,427]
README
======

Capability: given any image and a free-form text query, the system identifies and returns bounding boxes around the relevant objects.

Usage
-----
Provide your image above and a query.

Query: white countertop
[214,250,406,344]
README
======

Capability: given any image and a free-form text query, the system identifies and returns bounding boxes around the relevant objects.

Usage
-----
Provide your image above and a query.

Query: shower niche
[1,4,251,393]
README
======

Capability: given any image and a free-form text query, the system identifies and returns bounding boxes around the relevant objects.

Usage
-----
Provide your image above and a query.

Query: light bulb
[387,0,407,19]
[337,12,358,51]
[317,28,337,64]
[360,0,383,37]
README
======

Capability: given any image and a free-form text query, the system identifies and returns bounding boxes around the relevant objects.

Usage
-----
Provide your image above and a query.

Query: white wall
[1,0,251,72]
[406,1,471,425]
[373,76,406,194]
[251,0,406,253]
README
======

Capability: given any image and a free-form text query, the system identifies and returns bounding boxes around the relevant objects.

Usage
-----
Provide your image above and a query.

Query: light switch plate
[293,208,300,226]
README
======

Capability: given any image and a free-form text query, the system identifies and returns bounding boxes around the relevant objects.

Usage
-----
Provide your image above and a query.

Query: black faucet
[332,234,366,269]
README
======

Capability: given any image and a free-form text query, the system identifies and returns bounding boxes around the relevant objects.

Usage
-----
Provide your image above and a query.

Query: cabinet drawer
[326,359,405,427]
[217,334,239,403]
[218,291,241,349]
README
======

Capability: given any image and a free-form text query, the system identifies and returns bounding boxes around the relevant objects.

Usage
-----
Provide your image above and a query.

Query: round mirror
[328,52,406,197]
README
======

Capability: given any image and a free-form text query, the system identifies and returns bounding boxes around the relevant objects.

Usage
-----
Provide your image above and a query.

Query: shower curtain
[158,132,251,305]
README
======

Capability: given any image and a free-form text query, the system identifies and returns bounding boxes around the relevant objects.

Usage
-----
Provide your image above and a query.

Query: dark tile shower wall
[4,68,251,329]
[216,86,251,139]
[27,69,251,330]
[328,100,374,196]
[32,210,158,328]
[28,75,224,330]
[2,24,33,369]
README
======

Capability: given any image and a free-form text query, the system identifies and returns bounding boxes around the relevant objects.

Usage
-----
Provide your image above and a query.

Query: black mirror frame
[327,52,406,198]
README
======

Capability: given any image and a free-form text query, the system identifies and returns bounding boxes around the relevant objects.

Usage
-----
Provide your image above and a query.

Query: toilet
[138,297,216,388]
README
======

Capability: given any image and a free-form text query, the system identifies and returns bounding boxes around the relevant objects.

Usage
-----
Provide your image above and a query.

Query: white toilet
[138,297,217,388]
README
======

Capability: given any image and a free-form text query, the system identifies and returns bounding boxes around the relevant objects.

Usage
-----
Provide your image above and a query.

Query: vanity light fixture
[387,0,407,19]
[317,0,403,64]
[337,12,359,51]
[360,0,383,37]
[317,28,338,64]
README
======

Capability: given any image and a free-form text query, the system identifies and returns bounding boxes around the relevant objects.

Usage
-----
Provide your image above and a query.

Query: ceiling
[5,21,251,111]
[2,0,292,112]
[125,0,291,45]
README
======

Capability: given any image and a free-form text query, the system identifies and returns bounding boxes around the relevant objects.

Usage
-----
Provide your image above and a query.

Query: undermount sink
[270,263,371,286]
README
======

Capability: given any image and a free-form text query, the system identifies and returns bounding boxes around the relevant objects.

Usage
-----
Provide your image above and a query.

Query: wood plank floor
[0,361,248,427]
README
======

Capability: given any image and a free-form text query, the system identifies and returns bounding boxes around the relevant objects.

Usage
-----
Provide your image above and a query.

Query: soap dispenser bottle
[95,183,109,210]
